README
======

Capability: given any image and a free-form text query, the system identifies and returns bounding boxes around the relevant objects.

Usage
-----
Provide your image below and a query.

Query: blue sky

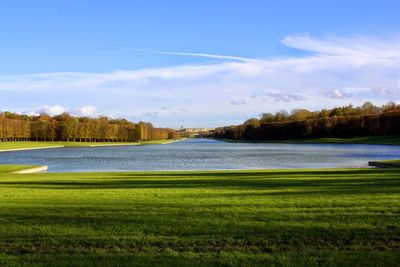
[1,0,400,127]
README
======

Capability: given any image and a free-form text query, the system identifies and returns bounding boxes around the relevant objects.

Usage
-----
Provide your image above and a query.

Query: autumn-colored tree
[0,111,180,143]
[213,102,400,141]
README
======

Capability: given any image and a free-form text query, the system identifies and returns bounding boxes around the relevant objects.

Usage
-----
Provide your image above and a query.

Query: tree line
[0,112,180,142]
[212,102,400,140]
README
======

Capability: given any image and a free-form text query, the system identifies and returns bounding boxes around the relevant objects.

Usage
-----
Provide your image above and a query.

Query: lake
[0,138,399,172]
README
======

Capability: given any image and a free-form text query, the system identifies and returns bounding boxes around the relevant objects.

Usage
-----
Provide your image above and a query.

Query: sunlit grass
[0,139,179,151]
[139,139,175,144]
[369,159,400,167]
[296,135,400,145]
[0,168,399,266]
[0,141,137,150]
[377,159,400,164]
[222,135,400,146]
[0,164,36,173]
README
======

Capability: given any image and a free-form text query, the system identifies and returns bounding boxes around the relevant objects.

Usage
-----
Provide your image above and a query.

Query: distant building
[179,128,215,133]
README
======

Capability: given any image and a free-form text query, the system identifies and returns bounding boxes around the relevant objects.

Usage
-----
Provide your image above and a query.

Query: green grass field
[292,136,400,145]
[368,160,400,168]
[0,140,175,151]
[0,168,399,266]
[138,139,179,145]
[221,135,400,146]
[375,160,400,164]
[0,164,37,173]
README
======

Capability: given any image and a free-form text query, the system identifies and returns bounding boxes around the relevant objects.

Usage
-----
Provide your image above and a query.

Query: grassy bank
[368,159,400,168]
[0,139,178,151]
[0,168,399,266]
[291,136,400,145]
[139,139,177,145]
[220,135,400,146]
[378,159,400,164]
[0,164,37,173]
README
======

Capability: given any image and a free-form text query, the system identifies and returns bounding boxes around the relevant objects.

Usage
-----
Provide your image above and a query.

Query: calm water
[0,138,399,172]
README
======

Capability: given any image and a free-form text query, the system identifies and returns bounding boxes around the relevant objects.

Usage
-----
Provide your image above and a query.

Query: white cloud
[266,93,305,102]
[332,89,344,98]
[282,35,400,59]
[25,105,98,117]
[27,105,66,116]
[76,105,97,117]
[324,89,352,99]
[1,34,400,127]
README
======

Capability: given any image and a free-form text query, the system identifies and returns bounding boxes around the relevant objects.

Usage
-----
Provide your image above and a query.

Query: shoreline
[1,161,399,175]
[12,166,48,174]
[161,139,180,145]
[214,135,400,146]
[0,139,182,152]
[5,164,399,174]
[89,143,141,147]
[368,160,400,168]
[0,146,65,153]
[2,163,399,175]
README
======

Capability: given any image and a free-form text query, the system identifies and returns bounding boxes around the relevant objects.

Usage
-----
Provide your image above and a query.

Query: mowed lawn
[0,140,175,151]
[0,168,399,266]
[295,135,400,146]
[0,165,37,173]
[225,135,400,146]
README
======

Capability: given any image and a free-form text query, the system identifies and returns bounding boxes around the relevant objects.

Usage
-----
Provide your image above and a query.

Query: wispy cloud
[324,89,352,99]
[130,48,252,62]
[2,34,400,127]
[230,99,247,106]
[266,93,306,102]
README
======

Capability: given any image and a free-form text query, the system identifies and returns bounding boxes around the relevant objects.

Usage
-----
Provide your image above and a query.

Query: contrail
[129,48,253,62]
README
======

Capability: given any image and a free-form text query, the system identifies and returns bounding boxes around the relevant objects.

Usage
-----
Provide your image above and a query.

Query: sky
[1,0,400,127]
